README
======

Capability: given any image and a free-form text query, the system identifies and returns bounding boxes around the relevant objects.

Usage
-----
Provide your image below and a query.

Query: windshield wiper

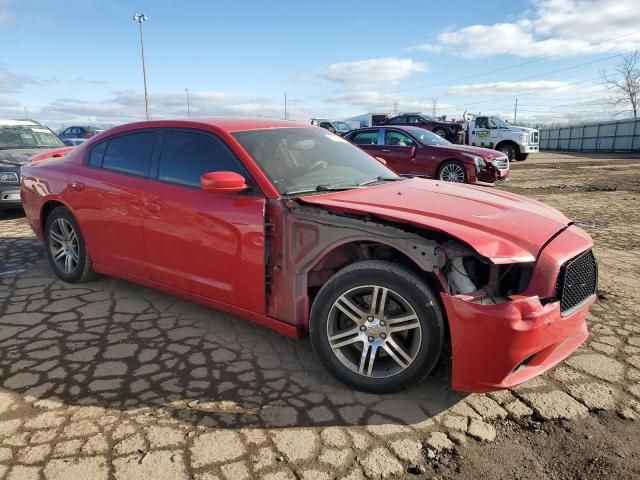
[358,176,405,186]
[283,184,361,195]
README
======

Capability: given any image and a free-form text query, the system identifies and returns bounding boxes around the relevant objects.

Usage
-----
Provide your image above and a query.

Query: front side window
[102,131,155,176]
[158,130,244,187]
[233,127,398,195]
[384,130,416,147]
[350,129,379,145]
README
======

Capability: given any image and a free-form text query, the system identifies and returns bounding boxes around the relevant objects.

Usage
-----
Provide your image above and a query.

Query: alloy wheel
[439,163,466,182]
[49,218,79,274]
[326,285,422,378]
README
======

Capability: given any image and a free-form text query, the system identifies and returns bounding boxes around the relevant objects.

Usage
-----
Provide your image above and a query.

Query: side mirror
[375,157,387,165]
[201,171,247,193]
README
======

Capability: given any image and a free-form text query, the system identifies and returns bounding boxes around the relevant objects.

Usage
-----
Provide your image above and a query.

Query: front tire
[516,153,529,161]
[309,260,444,393]
[438,160,468,183]
[45,206,97,283]
[497,143,517,161]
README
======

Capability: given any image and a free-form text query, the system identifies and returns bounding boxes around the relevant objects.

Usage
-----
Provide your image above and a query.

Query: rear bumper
[442,293,592,392]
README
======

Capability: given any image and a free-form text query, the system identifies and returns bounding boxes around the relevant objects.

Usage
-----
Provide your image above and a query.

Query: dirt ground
[0,151,639,480]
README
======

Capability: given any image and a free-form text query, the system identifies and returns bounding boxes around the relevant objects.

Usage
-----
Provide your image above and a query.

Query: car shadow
[0,235,467,430]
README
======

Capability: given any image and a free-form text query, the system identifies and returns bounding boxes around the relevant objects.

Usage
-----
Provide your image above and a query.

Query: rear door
[348,129,382,156]
[138,129,266,314]
[68,130,158,278]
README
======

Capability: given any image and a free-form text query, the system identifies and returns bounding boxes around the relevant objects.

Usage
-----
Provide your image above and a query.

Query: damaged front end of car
[266,197,597,393]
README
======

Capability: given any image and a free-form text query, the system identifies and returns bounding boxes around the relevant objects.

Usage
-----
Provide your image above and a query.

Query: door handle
[381,149,391,153]
[70,181,84,192]
[143,200,160,213]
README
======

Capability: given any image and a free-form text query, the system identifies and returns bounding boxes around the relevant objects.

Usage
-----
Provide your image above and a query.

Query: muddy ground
[0,151,639,480]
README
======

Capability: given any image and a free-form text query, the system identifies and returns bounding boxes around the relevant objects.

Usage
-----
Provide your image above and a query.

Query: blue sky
[1,0,639,127]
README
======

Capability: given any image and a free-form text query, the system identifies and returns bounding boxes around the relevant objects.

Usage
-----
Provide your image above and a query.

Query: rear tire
[45,206,97,283]
[309,260,444,393]
[433,127,447,138]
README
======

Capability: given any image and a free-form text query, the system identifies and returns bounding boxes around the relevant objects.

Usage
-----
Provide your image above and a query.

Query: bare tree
[601,51,640,117]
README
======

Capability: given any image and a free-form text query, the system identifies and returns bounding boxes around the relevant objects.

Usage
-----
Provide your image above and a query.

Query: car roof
[108,117,311,134]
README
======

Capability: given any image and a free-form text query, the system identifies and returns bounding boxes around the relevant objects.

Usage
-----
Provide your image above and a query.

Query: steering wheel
[309,160,328,171]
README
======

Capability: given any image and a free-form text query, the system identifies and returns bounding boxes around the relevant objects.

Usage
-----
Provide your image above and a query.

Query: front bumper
[443,224,595,392]
[0,186,21,209]
[443,293,592,392]
[521,144,539,154]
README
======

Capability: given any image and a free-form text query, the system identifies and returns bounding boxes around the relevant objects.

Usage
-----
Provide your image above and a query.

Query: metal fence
[539,118,640,152]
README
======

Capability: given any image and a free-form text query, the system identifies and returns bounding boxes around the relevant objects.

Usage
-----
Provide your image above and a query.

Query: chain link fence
[539,118,640,152]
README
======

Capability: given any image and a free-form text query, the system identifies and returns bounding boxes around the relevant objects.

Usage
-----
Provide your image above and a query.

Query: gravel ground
[0,151,639,480]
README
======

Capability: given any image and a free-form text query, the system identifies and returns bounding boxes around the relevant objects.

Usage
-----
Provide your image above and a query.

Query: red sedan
[20,118,597,393]
[344,125,509,186]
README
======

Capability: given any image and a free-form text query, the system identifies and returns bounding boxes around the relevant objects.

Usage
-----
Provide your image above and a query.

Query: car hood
[300,178,570,263]
[506,126,537,134]
[0,148,46,166]
[433,144,505,161]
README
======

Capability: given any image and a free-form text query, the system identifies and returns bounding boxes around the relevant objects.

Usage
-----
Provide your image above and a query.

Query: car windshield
[0,124,65,149]
[419,114,434,121]
[490,116,510,127]
[334,121,350,130]
[407,128,451,146]
[233,127,401,195]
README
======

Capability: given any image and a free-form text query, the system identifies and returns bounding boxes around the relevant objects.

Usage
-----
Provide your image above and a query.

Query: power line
[392,28,640,94]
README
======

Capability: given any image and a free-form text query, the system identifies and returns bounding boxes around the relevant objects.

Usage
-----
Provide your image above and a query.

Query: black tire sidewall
[44,207,88,283]
[309,260,444,393]
[438,160,468,183]
[499,144,516,160]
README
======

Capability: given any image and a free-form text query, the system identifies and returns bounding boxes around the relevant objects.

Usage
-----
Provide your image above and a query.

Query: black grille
[556,249,598,316]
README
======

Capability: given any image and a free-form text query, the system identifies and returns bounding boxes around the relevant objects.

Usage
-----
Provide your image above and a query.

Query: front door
[139,129,266,314]
[380,129,421,175]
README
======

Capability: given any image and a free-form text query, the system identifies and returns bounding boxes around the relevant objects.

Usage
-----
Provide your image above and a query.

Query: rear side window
[102,132,155,176]
[157,130,245,187]
[87,141,106,167]
[350,130,379,145]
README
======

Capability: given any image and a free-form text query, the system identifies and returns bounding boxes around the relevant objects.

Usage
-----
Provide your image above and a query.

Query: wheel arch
[495,139,520,154]
[40,199,73,236]
[304,239,448,333]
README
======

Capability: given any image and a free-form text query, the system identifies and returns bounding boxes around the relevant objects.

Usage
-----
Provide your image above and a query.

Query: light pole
[133,13,150,120]
[185,88,190,117]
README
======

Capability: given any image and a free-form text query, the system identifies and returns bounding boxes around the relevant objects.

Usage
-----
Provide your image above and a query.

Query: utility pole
[284,92,287,120]
[185,88,190,117]
[24,107,28,119]
[393,101,399,115]
[513,98,518,124]
[133,13,150,120]
[431,97,438,117]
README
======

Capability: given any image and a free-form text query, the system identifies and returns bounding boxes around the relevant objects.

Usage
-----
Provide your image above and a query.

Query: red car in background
[20,118,596,393]
[382,113,465,143]
[344,125,509,186]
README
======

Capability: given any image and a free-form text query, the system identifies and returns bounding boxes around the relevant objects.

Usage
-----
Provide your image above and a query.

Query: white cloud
[411,0,640,58]
[448,80,571,96]
[0,90,316,128]
[0,0,10,23]
[0,65,39,93]
[412,43,443,54]
[319,58,428,89]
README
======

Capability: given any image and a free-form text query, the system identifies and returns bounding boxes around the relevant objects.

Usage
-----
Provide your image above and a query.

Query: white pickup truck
[463,114,539,161]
